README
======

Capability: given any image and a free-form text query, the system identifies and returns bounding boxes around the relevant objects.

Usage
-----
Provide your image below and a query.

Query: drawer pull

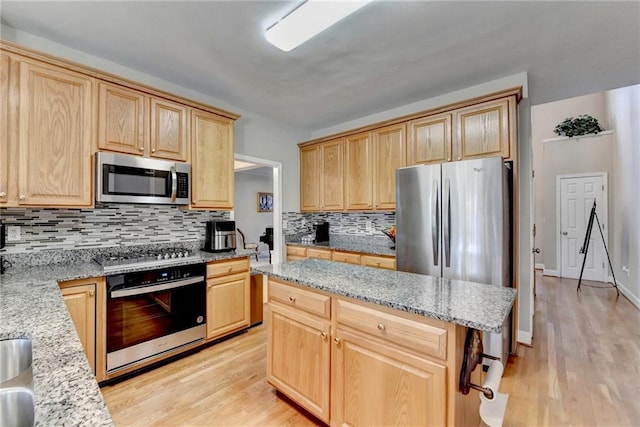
[0,192,6,198]
[289,296,296,303]
[19,194,26,200]
[377,323,386,332]
[320,332,328,340]
[228,267,233,272]
[333,337,341,345]
[376,262,381,266]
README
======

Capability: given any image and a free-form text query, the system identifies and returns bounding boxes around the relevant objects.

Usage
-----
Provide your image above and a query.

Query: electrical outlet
[622,266,630,277]
[7,226,21,242]
[365,220,372,231]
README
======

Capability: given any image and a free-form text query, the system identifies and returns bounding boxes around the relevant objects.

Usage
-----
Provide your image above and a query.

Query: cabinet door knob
[89,290,95,297]
[289,296,296,303]
[151,149,156,153]
[457,157,461,160]
[0,191,6,198]
[320,332,328,340]
[447,158,451,162]
[377,323,386,332]
[18,194,26,200]
[333,337,341,345]
[139,146,144,151]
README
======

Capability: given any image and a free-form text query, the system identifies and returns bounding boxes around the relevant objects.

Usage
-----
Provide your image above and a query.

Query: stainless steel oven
[96,152,190,205]
[106,263,206,373]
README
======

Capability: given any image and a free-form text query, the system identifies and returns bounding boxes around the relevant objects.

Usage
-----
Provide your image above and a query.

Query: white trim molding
[517,330,532,346]
[535,263,545,270]
[543,269,559,277]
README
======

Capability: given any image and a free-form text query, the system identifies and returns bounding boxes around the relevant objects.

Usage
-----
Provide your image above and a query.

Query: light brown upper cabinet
[300,138,344,212]
[98,82,147,156]
[344,132,373,210]
[150,98,189,161]
[454,97,513,161]
[14,57,94,207]
[407,112,452,166]
[373,123,406,210]
[0,53,9,204]
[190,109,234,210]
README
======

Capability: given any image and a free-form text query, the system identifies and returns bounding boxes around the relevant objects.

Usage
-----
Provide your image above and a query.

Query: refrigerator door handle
[432,180,439,266]
[444,178,451,267]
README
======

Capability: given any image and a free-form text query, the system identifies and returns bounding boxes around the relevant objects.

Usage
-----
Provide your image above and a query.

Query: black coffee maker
[313,222,329,243]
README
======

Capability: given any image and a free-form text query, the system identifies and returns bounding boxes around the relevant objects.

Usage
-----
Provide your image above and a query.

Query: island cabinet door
[332,328,446,427]
[267,303,331,424]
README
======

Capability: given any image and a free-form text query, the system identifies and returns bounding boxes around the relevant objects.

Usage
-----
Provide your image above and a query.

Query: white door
[559,174,607,281]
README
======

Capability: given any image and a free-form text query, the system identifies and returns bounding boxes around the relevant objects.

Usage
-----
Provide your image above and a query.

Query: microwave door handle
[170,166,178,202]
[110,276,204,298]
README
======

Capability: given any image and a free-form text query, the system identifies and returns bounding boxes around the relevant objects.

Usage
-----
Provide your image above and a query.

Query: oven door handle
[110,276,204,299]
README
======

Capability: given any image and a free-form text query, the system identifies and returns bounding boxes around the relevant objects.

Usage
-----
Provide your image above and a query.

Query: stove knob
[177,252,184,258]
[164,254,170,260]
[157,254,163,261]
[171,253,177,259]
[184,250,189,257]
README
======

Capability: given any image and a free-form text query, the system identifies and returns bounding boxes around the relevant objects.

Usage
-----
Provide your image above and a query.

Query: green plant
[553,115,605,137]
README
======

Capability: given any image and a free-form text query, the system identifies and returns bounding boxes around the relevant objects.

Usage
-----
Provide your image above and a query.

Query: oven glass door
[102,164,172,198]
[107,278,206,355]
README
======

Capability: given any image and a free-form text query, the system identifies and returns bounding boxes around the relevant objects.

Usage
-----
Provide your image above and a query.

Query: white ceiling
[1,1,639,131]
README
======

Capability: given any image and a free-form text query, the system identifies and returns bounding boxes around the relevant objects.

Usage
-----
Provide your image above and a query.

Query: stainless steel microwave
[96,152,190,205]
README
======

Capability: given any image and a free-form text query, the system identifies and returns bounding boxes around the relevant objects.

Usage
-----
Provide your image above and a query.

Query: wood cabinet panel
[206,257,249,278]
[454,98,510,160]
[0,53,8,204]
[191,109,234,209]
[407,113,452,166]
[360,254,396,270]
[98,82,147,156]
[206,272,250,340]
[150,98,188,161]
[373,123,405,210]
[306,247,332,260]
[300,144,320,211]
[269,279,331,319]
[267,303,331,423]
[319,138,344,210]
[17,59,94,206]
[60,282,96,374]
[286,255,307,261]
[335,299,447,360]
[332,250,361,265]
[286,245,307,257]
[345,132,372,210]
[332,328,446,427]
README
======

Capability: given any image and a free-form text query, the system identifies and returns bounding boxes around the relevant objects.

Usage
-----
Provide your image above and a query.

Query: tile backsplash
[283,211,395,237]
[0,205,228,253]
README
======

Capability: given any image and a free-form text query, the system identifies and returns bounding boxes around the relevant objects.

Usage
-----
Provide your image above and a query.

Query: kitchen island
[254,258,516,426]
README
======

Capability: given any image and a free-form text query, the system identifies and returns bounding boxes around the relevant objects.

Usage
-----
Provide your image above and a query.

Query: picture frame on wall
[257,192,273,212]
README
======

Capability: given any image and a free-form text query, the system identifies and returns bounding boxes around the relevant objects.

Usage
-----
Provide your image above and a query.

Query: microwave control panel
[177,173,189,198]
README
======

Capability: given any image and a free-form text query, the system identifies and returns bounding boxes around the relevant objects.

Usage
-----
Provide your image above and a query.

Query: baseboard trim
[616,280,640,310]
[535,263,545,271]
[517,330,532,345]
[543,269,559,277]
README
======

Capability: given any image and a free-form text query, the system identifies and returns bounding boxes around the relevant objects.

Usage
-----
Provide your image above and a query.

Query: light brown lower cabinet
[59,277,106,381]
[206,258,251,341]
[287,245,395,270]
[266,278,480,426]
[332,328,446,426]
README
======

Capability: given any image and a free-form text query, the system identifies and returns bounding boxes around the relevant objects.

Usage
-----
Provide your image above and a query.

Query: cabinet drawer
[287,255,307,261]
[269,279,330,319]
[207,257,250,278]
[286,245,307,257]
[332,251,361,265]
[307,248,332,260]
[361,255,396,270]
[335,299,447,360]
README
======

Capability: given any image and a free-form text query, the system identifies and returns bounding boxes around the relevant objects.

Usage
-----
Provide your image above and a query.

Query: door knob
[532,248,540,254]
[562,231,568,236]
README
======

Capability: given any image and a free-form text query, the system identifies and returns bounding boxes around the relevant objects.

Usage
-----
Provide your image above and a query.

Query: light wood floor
[101,273,640,426]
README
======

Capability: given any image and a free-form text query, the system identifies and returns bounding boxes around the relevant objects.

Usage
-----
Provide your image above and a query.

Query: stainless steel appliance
[105,263,206,373]
[396,156,512,364]
[95,248,196,273]
[204,220,236,252]
[96,152,190,205]
[313,221,330,243]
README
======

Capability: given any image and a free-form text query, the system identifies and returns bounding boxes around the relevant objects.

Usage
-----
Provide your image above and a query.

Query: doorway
[557,172,608,282]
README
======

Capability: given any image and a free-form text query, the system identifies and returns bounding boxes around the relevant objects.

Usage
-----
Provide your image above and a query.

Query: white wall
[233,171,273,254]
[1,24,309,213]
[531,93,609,269]
[605,84,640,308]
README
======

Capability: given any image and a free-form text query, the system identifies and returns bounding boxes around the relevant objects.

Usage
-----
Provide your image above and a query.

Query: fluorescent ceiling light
[266,0,374,52]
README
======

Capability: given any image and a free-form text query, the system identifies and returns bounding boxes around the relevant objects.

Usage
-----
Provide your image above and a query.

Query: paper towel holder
[459,328,501,399]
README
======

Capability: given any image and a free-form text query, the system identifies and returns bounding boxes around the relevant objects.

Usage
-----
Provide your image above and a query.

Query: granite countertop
[0,249,254,426]
[254,259,516,333]
[286,239,396,257]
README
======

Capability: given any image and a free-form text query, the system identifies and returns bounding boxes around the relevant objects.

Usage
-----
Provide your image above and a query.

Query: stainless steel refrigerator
[396,156,512,364]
